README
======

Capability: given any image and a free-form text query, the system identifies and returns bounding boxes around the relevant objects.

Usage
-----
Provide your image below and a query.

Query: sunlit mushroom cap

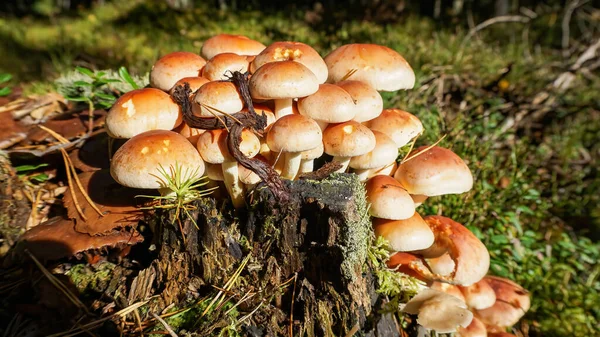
[475,276,531,329]
[197,129,260,164]
[349,131,398,170]
[106,88,182,139]
[298,84,357,123]
[423,215,490,286]
[202,53,250,81]
[267,114,322,153]
[373,212,434,252]
[150,52,206,92]
[336,80,383,122]
[169,76,210,96]
[403,288,473,333]
[394,146,474,197]
[430,281,467,303]
[323,121,376,157]
[324,43,415,91]
[251,41,328,83]
[366,175,415,220]
[459,278,497,310]
[365,108,423,148]
[457,317,487,337]
[193,81,244,117]
[250,61,319,101]
[200,34,266,60]
[110,130,205,189]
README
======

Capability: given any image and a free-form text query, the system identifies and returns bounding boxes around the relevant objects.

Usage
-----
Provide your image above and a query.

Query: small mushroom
[150,51,206,92]
[457,317,488,337]
[475,276,531,330]
[402,288,473,333]
[365,108,423,148]
[298,83,357,130]
[250,61,319,119]
[459,278,497,310]
[366,175,415,220]
[193,81,244,118]
[200,34,266,60]
[323,121,376,173]
[267,114,322,180]
[373,213,434,253]
[336,80,383,123]
[106,88,182,139]
[202,53,250,81]
[350,131,398,181]
[324,43,415,91]
[251,41,328,83]
[110,130,205,197]
[394,146,473,201]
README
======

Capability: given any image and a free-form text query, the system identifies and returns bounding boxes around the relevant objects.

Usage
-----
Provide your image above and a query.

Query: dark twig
[171,74,290,203]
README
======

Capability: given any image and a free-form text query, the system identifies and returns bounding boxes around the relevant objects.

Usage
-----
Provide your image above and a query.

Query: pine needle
[47,300,149,337]
[401,134,447,164]
[151,312,179,337]
[340,68,359,81]
[201,254,251,317]
[25,250,89,314]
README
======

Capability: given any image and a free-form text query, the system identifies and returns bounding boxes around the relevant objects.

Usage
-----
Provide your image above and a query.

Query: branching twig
[172,73,291,204]
[462,15,530,47]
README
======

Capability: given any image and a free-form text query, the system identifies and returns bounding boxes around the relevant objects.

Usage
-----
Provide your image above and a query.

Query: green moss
[66,262,116,295]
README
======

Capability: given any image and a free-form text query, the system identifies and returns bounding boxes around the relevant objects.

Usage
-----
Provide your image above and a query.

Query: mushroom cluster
[103,33,530,334]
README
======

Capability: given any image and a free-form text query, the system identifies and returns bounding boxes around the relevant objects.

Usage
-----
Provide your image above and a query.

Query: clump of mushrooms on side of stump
[100,35,531,335]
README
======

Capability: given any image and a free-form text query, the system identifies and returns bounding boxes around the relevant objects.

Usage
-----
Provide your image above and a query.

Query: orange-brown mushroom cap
[200,34,266,60]
[475,276,531,329]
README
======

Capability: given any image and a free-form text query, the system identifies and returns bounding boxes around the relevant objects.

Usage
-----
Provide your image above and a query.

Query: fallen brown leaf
[63,170,145,235]
[16,216,143,261]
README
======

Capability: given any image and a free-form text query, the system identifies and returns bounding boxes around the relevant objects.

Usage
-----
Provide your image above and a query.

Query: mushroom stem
[315,120,329,131]
[273,98,294,119]
[158,187,176,197]
[412,194,429,207]
[222,161,245,208]
[299,159,314,173]
[332,156,351,173]
[353,168,372,181]
[282,152,302,180]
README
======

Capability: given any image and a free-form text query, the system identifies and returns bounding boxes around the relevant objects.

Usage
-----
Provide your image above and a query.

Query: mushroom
[349,131,398,181]
[324,43,415,91]
[372,212,434,253]
[425,252,456,276]
[196,129,260,208]
[459,278,497,310]
[110,130,205,197]
[200,34,266,60]
[150,51,206,92]
[172,122,205,145]
[365,108,423,148]
[251,41,328,83]
[169,76,210,97]
[394,146,474,204]
[202,53,250,81]
[367,162,397,179]
[475,276,531,330]
[322,121,376,173]
[266,114,322,180]
[430,281,467,303]
[402,288,473,333]
[336,80,383,123]
[106,88,182,139]
[299,143,324,174]
[457,317,488,337]
[421,215,490,286]
[297,83,357,130]
[249,61,319,119]
[366,175,415,220]
[193,81,244,117]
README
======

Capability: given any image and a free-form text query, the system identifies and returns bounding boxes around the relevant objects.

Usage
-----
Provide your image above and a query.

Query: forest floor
[0,1,598,336]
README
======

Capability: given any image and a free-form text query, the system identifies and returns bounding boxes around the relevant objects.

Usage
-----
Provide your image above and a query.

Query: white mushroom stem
[222,161,245,208]
[314,120,329,131]
[158,187,176,197]
[353,168,373,181]
[274,98,294,119]
[282,152,302,180]
[299,159,314,173]
[332,156,351,173]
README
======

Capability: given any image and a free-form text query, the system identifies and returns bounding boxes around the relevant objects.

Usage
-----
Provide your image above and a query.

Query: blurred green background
[0,1,598,336]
